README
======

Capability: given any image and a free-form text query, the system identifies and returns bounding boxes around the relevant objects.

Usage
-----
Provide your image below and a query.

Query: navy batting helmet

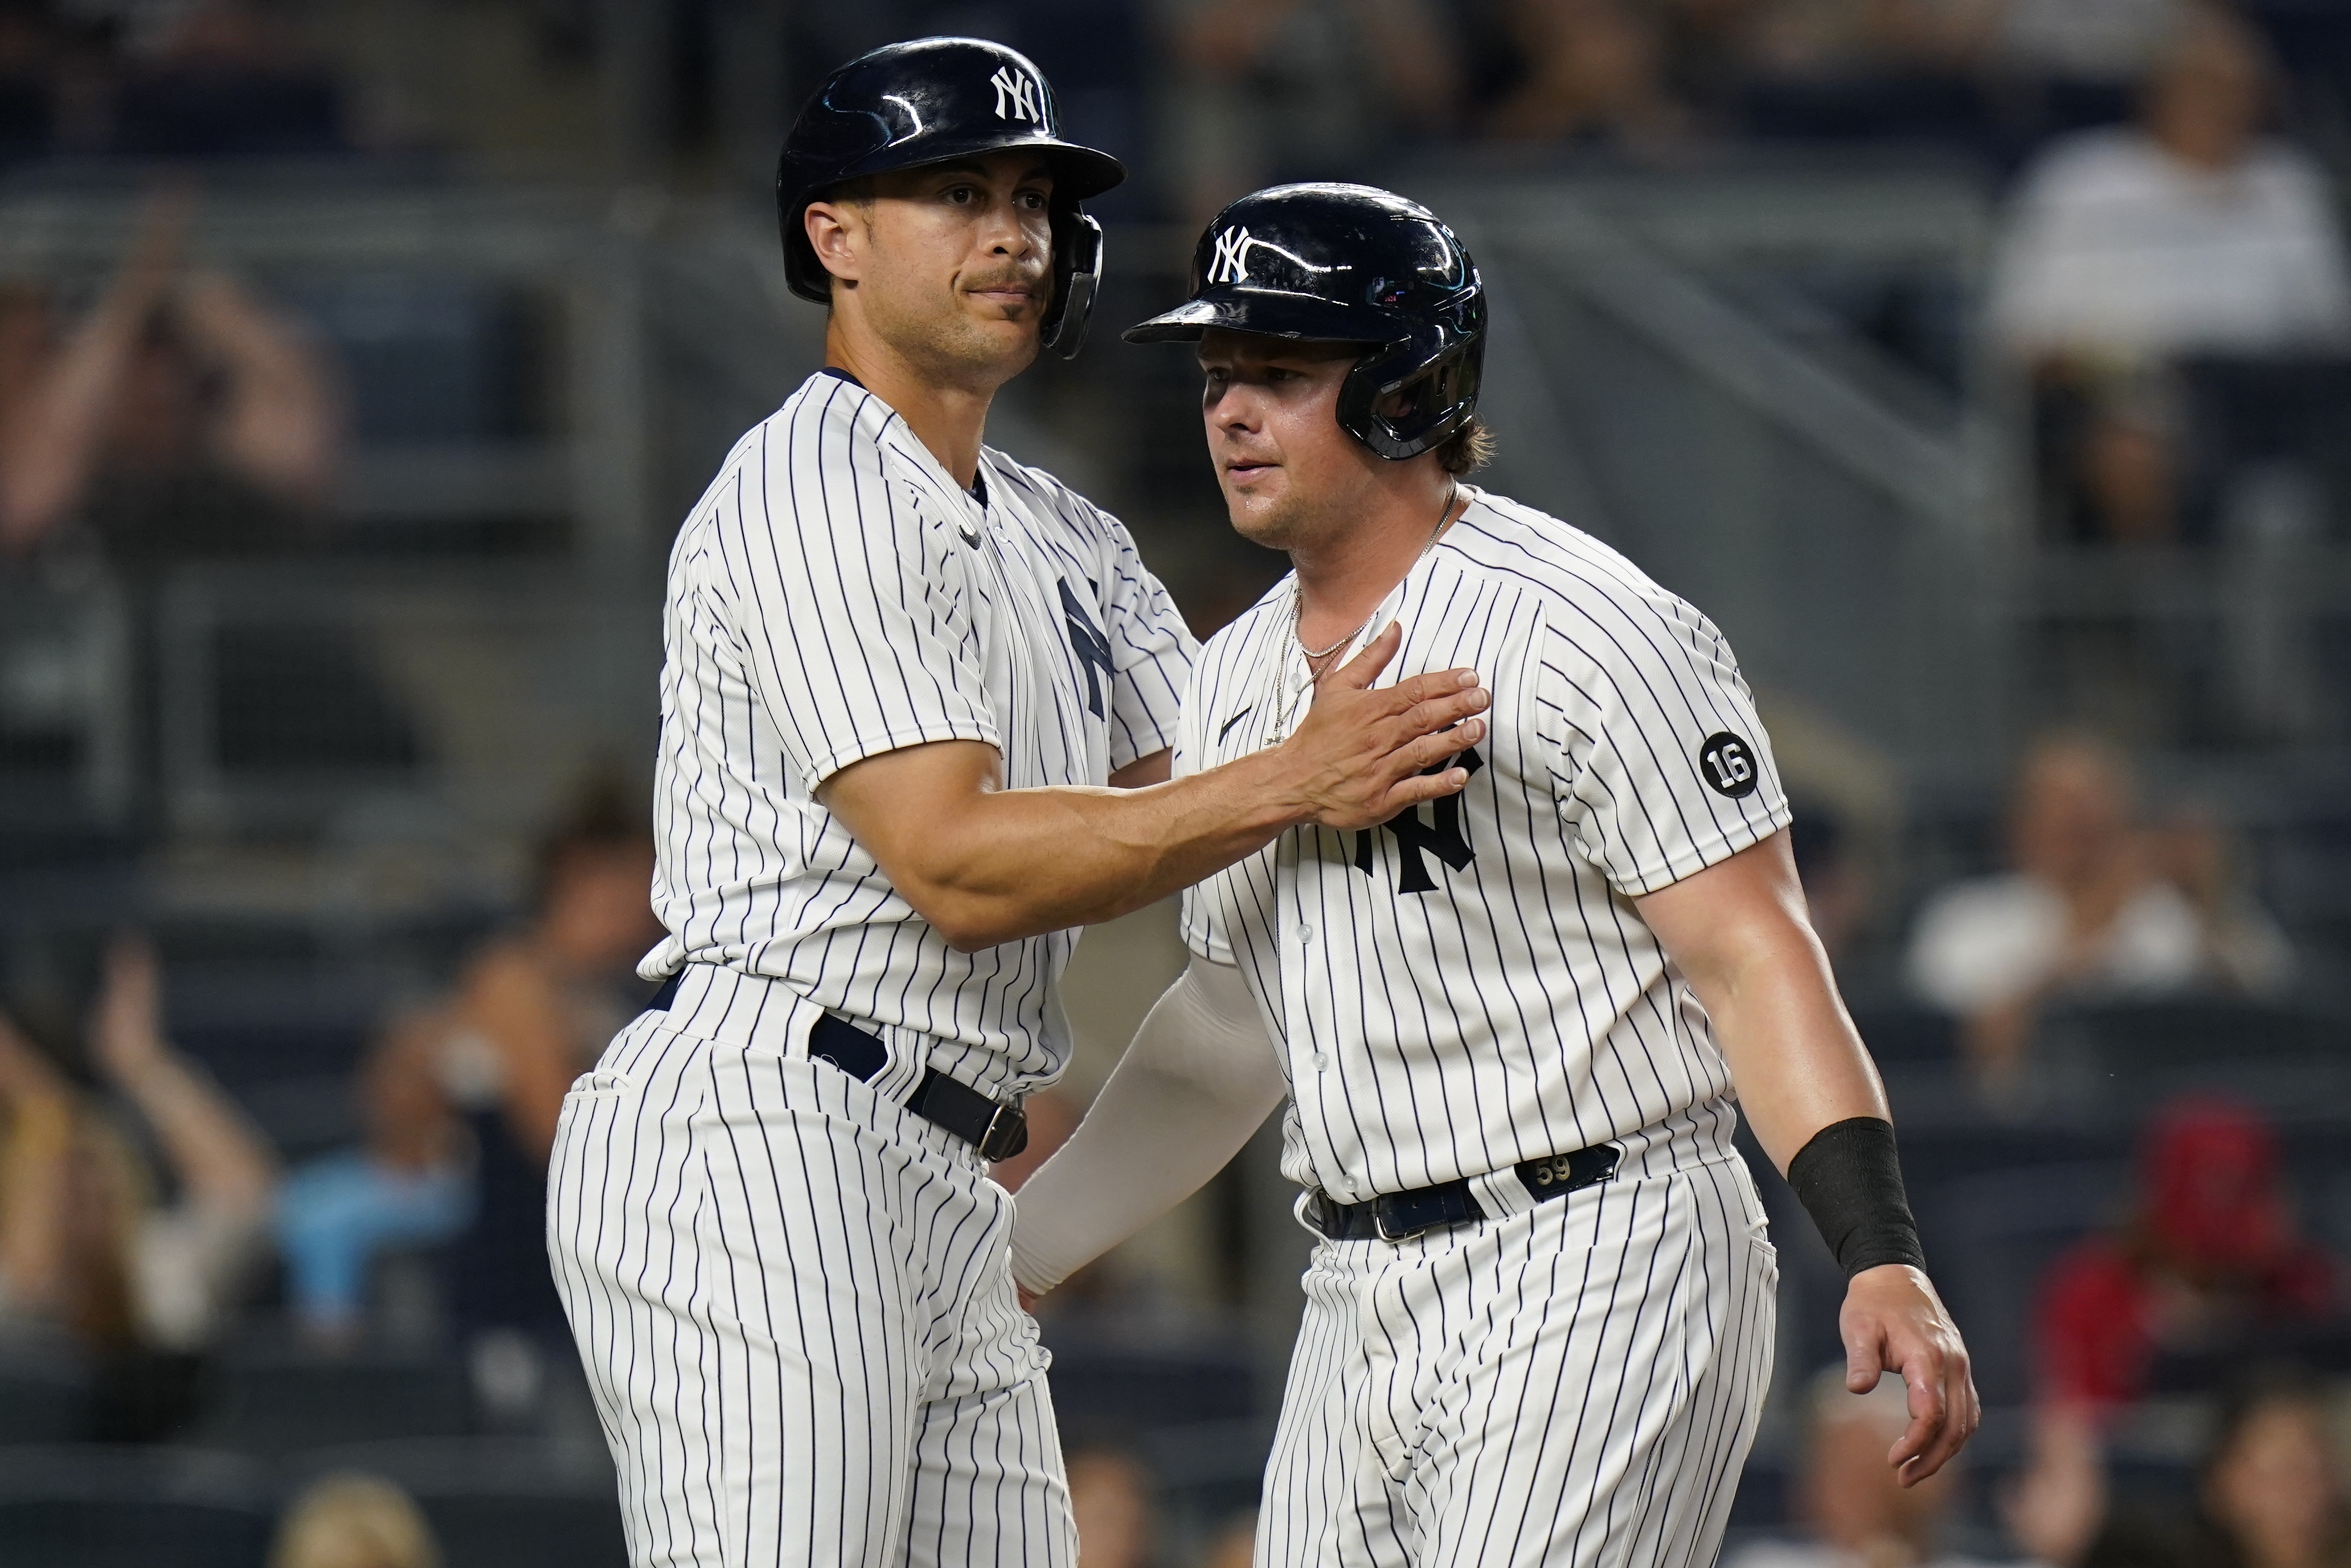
[777,38,1125,358]
[1125,183,1486,460]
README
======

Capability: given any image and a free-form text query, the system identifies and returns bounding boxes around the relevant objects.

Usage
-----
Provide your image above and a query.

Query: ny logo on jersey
[1058,579,1114,719]
[1353,745,1484,894]
[990,65,1041,123]
[1207,227,1254,285]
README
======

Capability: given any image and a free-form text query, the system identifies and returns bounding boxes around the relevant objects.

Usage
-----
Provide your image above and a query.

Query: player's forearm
[899,749,1311,950]
[1699,924,1890,1176]
[1011,959,1286,1294]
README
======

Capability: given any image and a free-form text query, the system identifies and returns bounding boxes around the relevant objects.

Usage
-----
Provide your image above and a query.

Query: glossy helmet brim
[1123,288,1404,346]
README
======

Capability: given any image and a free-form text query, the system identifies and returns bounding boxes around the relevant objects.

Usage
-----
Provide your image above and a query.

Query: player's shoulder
[977,445,1127,546]
[1444,486,1698,631]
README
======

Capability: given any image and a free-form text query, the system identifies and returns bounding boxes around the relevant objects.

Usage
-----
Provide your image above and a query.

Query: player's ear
[805,199,866,288]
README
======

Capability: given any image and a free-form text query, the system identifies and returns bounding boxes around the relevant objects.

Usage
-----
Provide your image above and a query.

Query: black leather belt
[645,973,1029,1161]
[1305,1144,1621,1243]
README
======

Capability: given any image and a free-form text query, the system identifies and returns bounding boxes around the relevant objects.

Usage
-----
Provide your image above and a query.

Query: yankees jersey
[1177,486,1791,1203]
[642,369,1194,1098]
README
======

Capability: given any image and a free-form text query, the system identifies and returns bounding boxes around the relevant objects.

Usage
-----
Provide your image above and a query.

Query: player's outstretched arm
[820,624,1488,949]
[1009,956,1285,1307]
[1635,831,1979,1486]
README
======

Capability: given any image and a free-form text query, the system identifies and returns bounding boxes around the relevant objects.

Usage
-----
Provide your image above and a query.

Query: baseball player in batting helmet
[1012,183,1978,1567]
[548,52,1495,1568]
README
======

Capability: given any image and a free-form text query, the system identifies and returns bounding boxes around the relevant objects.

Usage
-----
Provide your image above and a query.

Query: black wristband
[1785,1116,1927,1278]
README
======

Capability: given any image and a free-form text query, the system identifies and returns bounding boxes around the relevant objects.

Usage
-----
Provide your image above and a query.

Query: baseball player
[544,51,1493,1568]
[1009,184,1978,1568]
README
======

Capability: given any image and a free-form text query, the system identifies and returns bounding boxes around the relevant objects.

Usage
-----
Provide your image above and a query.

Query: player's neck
[1291,473,1461,652]
[825,318,1004,490]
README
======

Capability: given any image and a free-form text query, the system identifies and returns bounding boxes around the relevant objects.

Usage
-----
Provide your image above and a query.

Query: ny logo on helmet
[1208,227,1254,285]
[990,66,1041,123]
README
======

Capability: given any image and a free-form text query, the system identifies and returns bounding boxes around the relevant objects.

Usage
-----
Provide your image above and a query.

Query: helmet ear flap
[1338,331,1485,461]
[1041,211,1104,360]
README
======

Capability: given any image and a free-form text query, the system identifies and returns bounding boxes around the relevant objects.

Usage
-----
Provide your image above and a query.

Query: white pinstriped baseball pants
[545,991,1072,1568]
[1259,1153,1777,1568]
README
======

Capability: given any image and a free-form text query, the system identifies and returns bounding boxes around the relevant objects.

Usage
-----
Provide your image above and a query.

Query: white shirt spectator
[1989,128,2351,361]
[1906,871,2205,1014]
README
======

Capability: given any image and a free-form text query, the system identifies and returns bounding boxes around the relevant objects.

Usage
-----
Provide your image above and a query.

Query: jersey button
[1312,1052,1330,1071]
[1298,924,1314,943]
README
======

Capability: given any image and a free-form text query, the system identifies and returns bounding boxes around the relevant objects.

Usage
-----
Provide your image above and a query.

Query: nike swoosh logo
[1216,705,1256,743]
[957,521,982,546]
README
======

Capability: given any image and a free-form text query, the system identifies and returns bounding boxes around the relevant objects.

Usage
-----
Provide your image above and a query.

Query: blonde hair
[269,1473,440,1568]
[1435,415,1496,476]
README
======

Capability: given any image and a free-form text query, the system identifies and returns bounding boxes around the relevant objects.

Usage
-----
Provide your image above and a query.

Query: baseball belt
[645,972,1030,1161]
[1305,1143,1621,1244]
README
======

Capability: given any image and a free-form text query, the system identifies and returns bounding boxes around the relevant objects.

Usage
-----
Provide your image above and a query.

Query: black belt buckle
[975,1099,1029,1162]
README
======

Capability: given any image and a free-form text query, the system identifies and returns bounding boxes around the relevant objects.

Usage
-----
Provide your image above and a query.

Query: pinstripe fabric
[547,967,1073,1568]
[556,370,1187,1566]
[1260,1158,1778,1568]
[1174,485,1793,1205]
[643,370,1194,1102]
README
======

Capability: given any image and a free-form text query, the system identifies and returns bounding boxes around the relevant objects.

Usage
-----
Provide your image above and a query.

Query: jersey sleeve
[704,401,1000,793]
[1095,513,1198,771]
[1535,589,1792,898]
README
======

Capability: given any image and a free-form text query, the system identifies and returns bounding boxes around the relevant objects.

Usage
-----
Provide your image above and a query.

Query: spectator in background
[0,190,342,574]
[2035,1099,2338,1411]
[1203,1511,1259,1568]
[2193,1374,2351,1568]
[1066,1446,1155,1568]
[1159,0,1459,227]
[1904,734,2283,1086]
[0,934,277,1359]
[1987,9,2351,543]
[1727,1365,2013,1568]
[1481,0,1694,150]
[352,780,656,1366]
[2151,806,2295,997]
[269,1471,440,1568]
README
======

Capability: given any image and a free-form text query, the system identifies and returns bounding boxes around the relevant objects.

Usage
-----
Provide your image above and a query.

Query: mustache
[963,265,1046,294]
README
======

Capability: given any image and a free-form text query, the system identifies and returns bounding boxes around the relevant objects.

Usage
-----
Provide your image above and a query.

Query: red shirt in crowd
[2035,1097,2340,1409]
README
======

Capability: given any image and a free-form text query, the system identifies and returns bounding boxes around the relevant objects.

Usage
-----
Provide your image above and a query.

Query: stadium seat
[0,1342,95,1444]
[2035,1000,2351,1123]
[194,1344,474,1456]
[0,1445,275,1568]
[293,1438,625,1568]
[1045,1338,1259,1443]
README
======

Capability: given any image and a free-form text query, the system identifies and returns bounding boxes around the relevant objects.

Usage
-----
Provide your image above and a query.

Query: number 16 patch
[1697,732,1759,798]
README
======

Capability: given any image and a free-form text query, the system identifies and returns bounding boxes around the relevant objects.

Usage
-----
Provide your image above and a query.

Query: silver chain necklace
[1273,485,1459,736]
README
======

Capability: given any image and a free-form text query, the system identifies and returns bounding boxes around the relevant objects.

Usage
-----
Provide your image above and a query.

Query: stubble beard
[863,248,1046,394]
[1226,465,1367,559]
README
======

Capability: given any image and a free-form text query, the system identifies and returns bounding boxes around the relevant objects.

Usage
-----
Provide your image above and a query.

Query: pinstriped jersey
[642,370,1195,1097]
[1176,486,1791,1203]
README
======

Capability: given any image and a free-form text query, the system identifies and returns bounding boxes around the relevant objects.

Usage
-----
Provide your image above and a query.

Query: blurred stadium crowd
[3,1,2351,1566]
